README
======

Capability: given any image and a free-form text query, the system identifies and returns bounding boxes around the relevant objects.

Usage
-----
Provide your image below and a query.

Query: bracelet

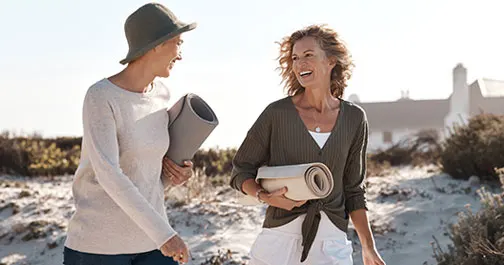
[255,189,266,204]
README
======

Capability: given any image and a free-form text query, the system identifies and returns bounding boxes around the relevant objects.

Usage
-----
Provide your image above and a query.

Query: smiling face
[148,34,184,78]
[291,36,335,90]
[277,25,355,98]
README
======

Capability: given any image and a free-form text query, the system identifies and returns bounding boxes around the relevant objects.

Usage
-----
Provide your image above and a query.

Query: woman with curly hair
[230,24,386,265]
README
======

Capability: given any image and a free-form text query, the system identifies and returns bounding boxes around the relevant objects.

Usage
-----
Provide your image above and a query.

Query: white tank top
[308,131,331,148]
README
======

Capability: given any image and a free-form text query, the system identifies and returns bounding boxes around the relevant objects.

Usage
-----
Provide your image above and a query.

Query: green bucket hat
[119,3,197,65]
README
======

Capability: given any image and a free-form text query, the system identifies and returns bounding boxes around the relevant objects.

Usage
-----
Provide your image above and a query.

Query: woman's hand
[362,245,386,265]
[160,235,189,264]
[260,187,307,211]
[162,156,193,186]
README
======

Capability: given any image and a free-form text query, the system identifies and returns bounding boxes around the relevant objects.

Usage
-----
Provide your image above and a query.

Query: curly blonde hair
[277,24,354,98]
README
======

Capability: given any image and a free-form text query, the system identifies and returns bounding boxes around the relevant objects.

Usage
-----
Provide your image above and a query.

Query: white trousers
[249,212,353,265]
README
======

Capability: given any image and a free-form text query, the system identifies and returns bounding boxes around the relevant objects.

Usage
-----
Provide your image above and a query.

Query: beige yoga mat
[255,163,334,201]
[166,93,219,165]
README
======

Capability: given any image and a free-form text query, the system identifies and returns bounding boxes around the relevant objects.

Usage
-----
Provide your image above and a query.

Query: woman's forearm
[349,209,376,249]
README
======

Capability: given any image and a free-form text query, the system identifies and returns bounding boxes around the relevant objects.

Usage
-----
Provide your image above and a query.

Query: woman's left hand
[162,156,193,186]
[362,245,386,265]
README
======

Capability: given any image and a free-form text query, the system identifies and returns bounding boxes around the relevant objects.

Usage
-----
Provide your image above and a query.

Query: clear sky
[0,0,502,148]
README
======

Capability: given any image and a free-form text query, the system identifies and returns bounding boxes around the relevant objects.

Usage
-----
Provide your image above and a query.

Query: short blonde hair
[277,24,354,98]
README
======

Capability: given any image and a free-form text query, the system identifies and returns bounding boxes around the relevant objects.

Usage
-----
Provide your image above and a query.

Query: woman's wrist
[242,179,267,202]
[361,240,377,251]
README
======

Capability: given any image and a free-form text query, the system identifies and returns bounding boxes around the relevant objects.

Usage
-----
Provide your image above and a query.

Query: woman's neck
[109,61,156,93]
[301,85,338,113]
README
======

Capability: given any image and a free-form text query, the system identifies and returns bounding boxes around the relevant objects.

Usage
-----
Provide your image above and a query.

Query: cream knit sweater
[65,78,176,254]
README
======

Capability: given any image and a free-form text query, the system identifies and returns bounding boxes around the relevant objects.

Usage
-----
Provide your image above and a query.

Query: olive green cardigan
[229,96,369,262]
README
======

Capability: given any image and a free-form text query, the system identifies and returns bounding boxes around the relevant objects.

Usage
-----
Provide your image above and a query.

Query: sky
[0,0,503,148]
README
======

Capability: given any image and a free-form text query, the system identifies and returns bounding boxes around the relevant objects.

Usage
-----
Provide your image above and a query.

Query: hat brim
[119,22,197,65]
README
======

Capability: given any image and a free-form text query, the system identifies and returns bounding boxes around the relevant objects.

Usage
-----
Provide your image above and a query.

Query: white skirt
[249,211,353,265]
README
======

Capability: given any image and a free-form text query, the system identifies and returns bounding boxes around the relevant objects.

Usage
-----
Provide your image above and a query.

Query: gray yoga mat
[256,163,334,201]
[166,93,219,165]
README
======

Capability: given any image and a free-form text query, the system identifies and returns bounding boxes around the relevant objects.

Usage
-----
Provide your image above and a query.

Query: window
[383,131,392,143]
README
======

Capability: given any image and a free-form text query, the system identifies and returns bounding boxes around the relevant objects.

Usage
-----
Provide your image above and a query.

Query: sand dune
[1,166,500,265]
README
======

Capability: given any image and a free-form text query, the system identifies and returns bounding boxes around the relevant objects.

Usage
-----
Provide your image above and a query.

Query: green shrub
[0,134,30,175]
[23,140,81,176]
[366,129,441,177]
[440,114,504,181]
[0,132,238,178]
[0,135,81,177]
[432,168,504,265]
[193,148,236,179]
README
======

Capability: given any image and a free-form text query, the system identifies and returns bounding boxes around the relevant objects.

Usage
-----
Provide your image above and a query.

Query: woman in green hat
[63,3,196,265]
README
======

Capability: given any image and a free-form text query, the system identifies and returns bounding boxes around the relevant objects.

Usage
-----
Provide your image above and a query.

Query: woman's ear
[329,57,337,68]
[152,43,163,53]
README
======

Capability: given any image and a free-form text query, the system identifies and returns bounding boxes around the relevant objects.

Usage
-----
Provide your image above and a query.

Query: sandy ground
[1,165,501,265]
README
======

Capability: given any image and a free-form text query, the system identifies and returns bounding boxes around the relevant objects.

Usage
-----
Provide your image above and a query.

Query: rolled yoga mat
[255,163,334,201]
[166,93,219,165]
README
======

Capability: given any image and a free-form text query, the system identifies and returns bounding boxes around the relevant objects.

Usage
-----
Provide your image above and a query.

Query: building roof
[356,99,449,131]
[479,78,504,97]
[354,78,504,131]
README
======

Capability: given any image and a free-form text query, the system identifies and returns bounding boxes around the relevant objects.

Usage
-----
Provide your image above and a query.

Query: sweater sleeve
[161,171,171,190]
[343,111,369,213]
[229,106,272,194]
[82,88,177,248]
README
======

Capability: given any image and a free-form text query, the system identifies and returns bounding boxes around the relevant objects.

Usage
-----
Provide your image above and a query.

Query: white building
[350,63,504,151]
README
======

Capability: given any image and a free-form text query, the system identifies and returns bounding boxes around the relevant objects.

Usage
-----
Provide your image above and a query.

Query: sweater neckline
[103,78,156,98]
[286,96,345,152]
